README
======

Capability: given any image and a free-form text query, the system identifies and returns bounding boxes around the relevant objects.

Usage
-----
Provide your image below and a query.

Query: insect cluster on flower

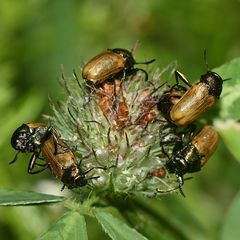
[10,47,222,201]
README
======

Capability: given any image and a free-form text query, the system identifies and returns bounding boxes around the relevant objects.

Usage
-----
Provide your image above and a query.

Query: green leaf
[39,211,87,240]
[94,208,148,240]
[0,189,64,206]
[221,191,240,240]
[215,120,240,162]
[215,57,240,120]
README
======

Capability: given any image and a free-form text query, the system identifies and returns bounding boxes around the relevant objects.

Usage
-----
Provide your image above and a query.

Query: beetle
[157,53,223,126]
[82,48,155,84]
[164,125,219,196]
[11,123,110,202]
[10,123,74,174]
[169,70,223,125]
[40,132,109,202]
[10,123,51,172]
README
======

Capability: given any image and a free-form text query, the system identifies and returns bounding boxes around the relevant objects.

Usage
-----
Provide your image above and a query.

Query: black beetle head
[110,48,155,74]
[166,154,189,176]
[200,71,223,98]
[74,174,88,187]
[11,124,35,153]
[111,48,136,69]
[62,166,88,188]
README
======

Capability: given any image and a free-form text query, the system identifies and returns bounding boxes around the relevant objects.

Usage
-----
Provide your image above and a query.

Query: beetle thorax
[200,71,223,98]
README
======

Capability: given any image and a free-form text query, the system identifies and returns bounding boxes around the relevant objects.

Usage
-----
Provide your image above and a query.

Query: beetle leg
[176,174,185,197]
[126,68,149,81]
[28,165,49,174]
[35,162,48,167]
[51,133,70,155]
[78,181,99,204]
[79,180,98,204]
[136,58,156,65]
[61,184,66,191]
[169,82,188,93]
[28,153,38,173]
[135,68,149,81]
[175,70,192,87]
[28,152,49,174]
[156,186,178,193]
[157,175,192,195]
[79,187,84,204]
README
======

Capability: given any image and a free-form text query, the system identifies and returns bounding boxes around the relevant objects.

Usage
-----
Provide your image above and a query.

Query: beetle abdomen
[191,125,218,167]
[82,51,125,83]
[170,83,216,125]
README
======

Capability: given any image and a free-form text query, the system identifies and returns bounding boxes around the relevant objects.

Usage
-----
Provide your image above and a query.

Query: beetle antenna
[135,59,156,65]
[223,78,231,82]
[204,49,210,71]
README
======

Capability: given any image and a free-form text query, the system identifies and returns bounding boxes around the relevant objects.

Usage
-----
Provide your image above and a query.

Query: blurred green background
[1,0,240,239]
